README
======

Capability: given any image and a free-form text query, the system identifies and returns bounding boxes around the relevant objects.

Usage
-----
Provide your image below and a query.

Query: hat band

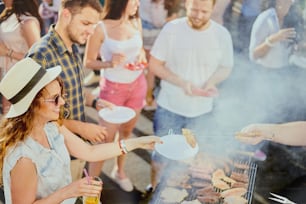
[9,68,46,104]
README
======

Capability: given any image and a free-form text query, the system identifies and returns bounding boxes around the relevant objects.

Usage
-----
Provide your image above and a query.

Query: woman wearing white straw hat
[0,57,162,204]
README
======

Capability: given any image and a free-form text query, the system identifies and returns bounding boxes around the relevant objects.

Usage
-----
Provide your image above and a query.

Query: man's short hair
[61,0,103,14]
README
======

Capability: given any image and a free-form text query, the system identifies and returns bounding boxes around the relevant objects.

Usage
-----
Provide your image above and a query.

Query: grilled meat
[220,187,247,198]
[224,195,248,204]
[230,172,249,183]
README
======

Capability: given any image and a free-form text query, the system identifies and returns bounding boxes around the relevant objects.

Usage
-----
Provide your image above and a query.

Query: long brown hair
[0,93,42,185]
[0,0,44,32]
[0,78,64,185]
[102,0,139,20]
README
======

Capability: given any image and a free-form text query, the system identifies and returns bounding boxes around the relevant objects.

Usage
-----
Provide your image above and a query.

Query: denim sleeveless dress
[3,122,76,204]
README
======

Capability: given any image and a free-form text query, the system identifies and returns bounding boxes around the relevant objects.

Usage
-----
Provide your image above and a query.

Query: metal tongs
[269,192,296,204]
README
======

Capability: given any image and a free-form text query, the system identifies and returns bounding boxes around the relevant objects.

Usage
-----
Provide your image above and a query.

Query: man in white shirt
[146,0,234,192]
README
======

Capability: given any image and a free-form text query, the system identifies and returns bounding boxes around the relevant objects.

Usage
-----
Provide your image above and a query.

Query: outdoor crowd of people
[0,0,306,203]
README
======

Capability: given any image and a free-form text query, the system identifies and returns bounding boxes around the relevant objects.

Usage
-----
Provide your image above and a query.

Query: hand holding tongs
[269,192,296,204]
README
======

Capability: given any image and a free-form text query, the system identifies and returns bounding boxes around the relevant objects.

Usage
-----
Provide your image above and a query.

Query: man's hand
[96,99,115,111]
[192,85,219,97]
[269,28,296,44]
[79,123,108,143]
[235,124,271,145]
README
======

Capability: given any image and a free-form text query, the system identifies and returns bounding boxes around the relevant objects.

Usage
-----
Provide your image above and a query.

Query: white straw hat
[0,58,62,118]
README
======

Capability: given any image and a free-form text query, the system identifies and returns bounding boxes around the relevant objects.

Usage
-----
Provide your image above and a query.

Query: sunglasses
[44,94,65,106]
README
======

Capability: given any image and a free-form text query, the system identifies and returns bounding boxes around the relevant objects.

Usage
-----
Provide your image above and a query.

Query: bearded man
[145,0,234,192]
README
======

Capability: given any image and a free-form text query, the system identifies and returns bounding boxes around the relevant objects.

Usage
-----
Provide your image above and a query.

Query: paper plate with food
[155,128,199,160]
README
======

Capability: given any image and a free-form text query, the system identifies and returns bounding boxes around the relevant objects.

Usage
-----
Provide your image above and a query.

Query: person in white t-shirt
[145,0,233,193]
[249,0,296,69]
[247,0,299,122]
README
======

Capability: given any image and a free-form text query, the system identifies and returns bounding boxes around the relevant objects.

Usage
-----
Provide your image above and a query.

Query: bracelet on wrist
[91,98,98,109]
[119,140,128,154]
[265,37,275,47]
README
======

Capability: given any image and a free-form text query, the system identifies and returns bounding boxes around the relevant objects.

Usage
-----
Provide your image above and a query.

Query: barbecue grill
[150,152,258,204]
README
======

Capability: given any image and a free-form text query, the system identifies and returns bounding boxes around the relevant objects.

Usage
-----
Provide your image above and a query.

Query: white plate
[155,134,199,160]
[98,106,136,124]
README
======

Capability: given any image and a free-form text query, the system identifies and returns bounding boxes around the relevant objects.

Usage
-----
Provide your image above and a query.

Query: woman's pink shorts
[99,74,147,110]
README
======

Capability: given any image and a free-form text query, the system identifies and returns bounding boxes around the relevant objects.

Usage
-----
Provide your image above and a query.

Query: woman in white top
[0,0,43,114]
[249,0,296,68]
[83,0,147,192]
[247,0,298,121]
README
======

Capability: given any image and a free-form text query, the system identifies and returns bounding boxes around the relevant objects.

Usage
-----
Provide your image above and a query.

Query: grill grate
[245,162,257,203]
[150,155,258,204]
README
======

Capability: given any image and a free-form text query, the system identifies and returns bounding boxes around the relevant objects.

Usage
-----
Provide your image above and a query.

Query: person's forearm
[32,188,67,204]
[162,68,186,88]
[145,70,156,105]
[252,36,276,60]
[84,89,97,107]
[3,48,25,61]
[266,122,306,146]
[62,119,86,136]
[71,137,140,162]
[146,70,155,94]
[205,66,232,86]
[85,59,113,71]
[72,142,125,162]
[61,124,123,160]
[150,62,186,89]
[87,141,133,161]
[10,50,25,61]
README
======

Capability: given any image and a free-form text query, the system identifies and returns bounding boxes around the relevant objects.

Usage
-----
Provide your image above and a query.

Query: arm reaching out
[235,121,306,146]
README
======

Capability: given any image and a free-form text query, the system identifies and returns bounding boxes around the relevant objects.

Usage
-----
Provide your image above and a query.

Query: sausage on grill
[230,172,249,183]
[196,185,215,196]
[220,187,247,198]
[197,195,220,203]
